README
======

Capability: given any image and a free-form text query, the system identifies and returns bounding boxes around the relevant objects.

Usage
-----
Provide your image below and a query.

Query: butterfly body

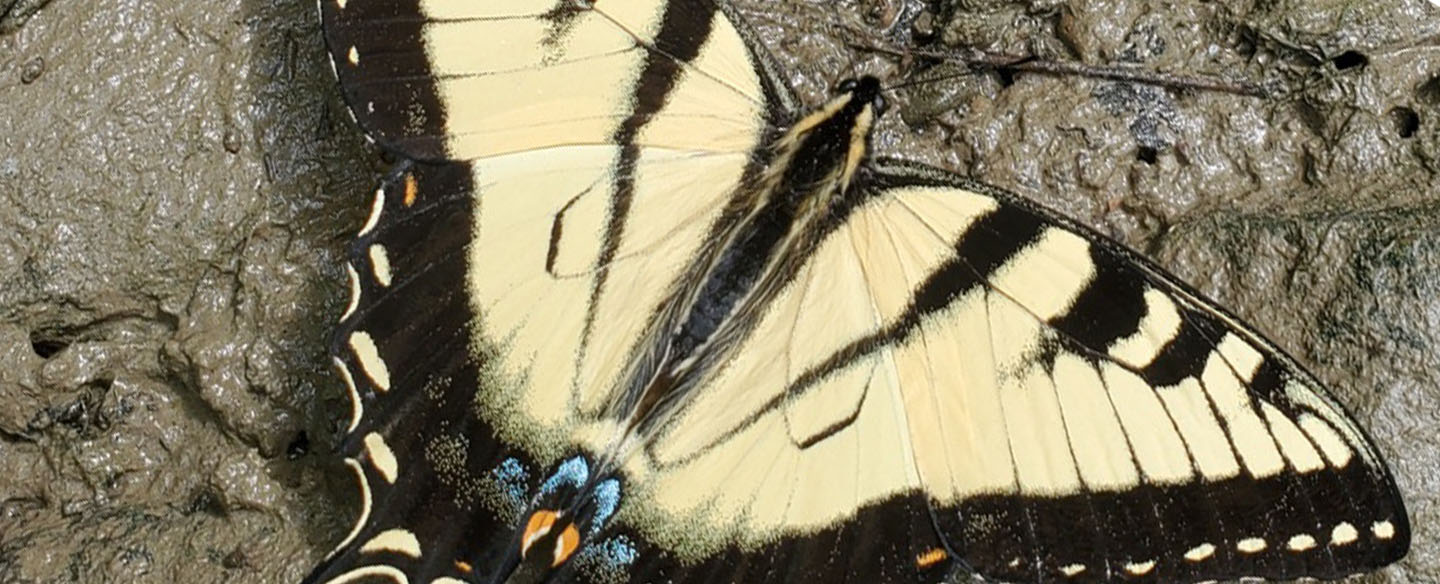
[309,0,1409,582]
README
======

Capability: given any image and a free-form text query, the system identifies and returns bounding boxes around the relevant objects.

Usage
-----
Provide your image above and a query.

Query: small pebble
[223,128,242,153]
[20,57,43,84]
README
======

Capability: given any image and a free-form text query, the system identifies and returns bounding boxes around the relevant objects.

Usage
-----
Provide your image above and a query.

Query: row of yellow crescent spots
[319,172,421,584]
[994,518,1402,581]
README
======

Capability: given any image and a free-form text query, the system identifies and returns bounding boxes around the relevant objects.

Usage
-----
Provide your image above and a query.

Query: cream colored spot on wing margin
[322,565,409,584]
[361,528,422,558]
[1237,537,1267,554]
[1124,560,1156,576]
[1184,543,1215,562]
[364,432,399,484]
[348,331,391,391]
[369,244,394,287]
[332,356,362,434]
[358,187,385,237]
[325,459,371,560]
[341,264,362,321]
[1332,522,1359,546]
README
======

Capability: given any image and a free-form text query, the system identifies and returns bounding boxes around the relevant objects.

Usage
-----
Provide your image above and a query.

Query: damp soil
[0,0,1435,582]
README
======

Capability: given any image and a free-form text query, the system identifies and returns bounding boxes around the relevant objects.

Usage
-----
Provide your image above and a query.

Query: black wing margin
[305,161,537,584]
[319,0,450,160]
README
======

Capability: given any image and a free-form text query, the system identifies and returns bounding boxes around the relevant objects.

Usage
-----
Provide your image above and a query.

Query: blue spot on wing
[491,457,530,508]
[590,479,622,536]
[541,456,590,495]
[576,535,638,582]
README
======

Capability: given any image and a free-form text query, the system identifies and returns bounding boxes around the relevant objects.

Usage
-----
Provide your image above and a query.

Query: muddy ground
[0,0,1435,582]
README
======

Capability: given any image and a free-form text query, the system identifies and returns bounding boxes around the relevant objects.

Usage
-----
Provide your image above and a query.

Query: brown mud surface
[0,0,1435,582]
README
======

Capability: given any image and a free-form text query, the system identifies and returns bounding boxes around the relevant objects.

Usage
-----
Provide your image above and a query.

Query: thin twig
[859,44,1272,98]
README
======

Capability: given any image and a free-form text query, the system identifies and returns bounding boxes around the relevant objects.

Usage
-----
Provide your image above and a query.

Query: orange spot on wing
[521,510,559,558]
[916,547,949,569]
[403,172,418,207]
[454,560,473,574]
[554,524,581,567]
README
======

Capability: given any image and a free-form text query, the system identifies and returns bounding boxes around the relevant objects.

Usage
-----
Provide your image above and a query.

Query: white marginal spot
[364,432,399,484]
[1331,522,1359,546]
[1373,520,1396,540]
[326,458,372,560]
[432,579,468,584]
[369,244,394,287]
[360,528,423,558]
[335,0,347,9]
[1237,537,1267,554]
[322,565,410,584]
[332,356,363,434]
[1008,558,1021,568]
[347,45,360,66]
[341,263,362,321]
[349,331,391,391]
[1184,543,1216,562]
[1287,533,1317,552]
[358,187,385,236]
[1298,414,1354,467]
[1124,560,1156,576]
[1059,563,1085,577]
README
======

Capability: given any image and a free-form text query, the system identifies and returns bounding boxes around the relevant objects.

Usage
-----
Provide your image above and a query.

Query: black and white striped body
[308,0,1409,583]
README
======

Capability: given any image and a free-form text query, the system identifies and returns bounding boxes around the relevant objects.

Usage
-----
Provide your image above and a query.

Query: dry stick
[860,44,1272,98]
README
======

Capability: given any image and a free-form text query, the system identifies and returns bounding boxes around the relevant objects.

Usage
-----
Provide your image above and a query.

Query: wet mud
[0,0,1435,582]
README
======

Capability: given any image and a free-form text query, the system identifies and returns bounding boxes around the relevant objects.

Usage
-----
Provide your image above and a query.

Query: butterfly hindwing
[313,161,554,584]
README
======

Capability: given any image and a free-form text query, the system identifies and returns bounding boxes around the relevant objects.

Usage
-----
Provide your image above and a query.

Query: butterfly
[304,0,1409,582]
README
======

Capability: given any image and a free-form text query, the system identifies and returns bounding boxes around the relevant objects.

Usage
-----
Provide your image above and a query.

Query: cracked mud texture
[0,0,1435,582]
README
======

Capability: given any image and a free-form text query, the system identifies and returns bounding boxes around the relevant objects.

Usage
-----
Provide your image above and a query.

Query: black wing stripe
[783,202,1046,395]
[1048,248,1148,352]
[578,0,722,365]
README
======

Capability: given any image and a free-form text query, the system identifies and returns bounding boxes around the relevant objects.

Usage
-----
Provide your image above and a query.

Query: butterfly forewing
[851,161,1410,582]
